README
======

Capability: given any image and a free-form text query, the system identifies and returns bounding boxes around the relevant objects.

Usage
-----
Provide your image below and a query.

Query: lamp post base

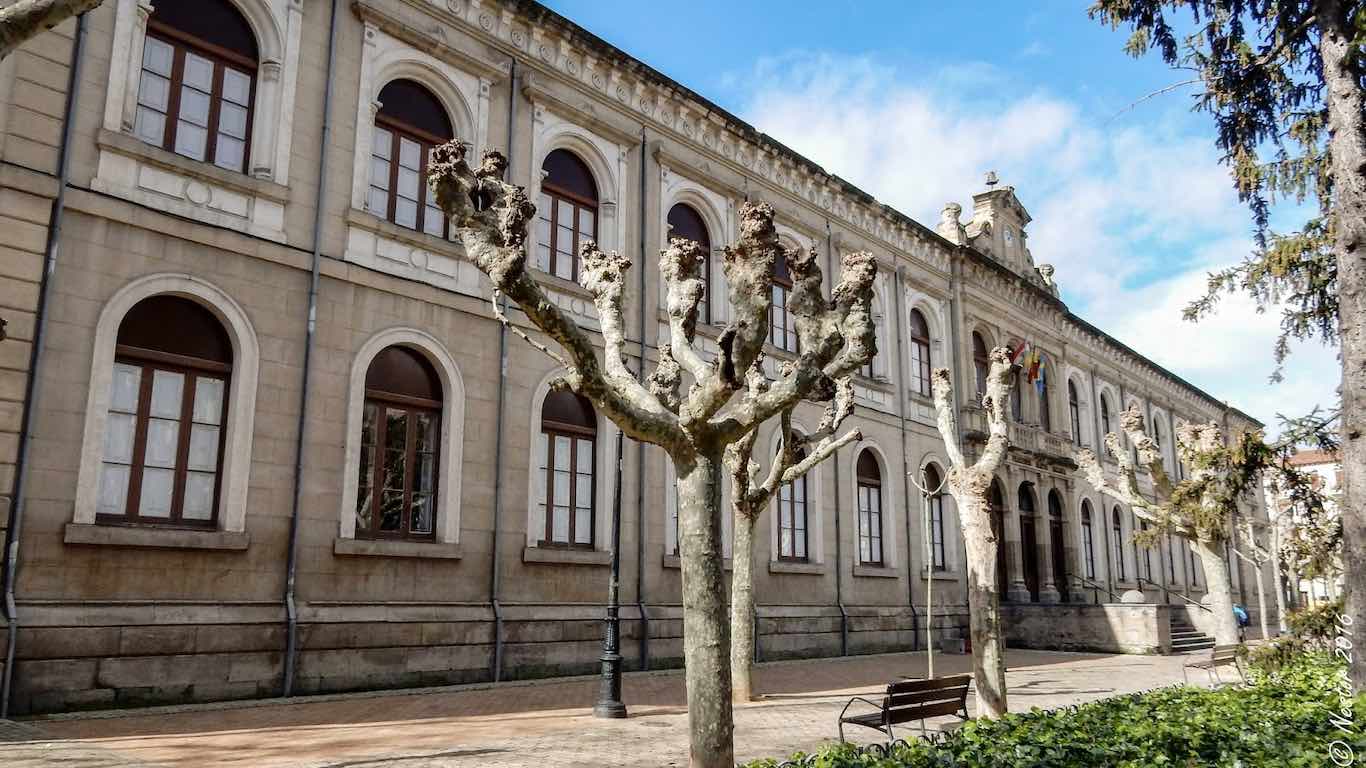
[592,651,627,719]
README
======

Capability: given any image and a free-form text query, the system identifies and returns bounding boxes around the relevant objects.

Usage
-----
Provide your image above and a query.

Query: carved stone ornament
[936,202,967,246]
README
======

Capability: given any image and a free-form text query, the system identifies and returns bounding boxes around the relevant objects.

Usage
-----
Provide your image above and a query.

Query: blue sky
[543,0,1339,431]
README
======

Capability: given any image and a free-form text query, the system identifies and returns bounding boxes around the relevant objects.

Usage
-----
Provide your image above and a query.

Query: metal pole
[594,428,627,718]
[921,470,934,678]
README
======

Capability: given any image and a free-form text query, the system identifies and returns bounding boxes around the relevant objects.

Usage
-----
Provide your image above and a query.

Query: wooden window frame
[98,344,231,528]
[1069,381,1082,443]
[777,465,809,562]
[372,115,450,239]
[1112,508,1126,580]
[909,312,932,397]
[355,389,441,541]
[540,418,596,549]
[769,273,798,354]
[1081,507,1096,579]
[141,22,257,173]
[972,333,989,398]
[930,487,947,570]
[541,184,598,283]
[1038,374,1051,431]
[857,472,883,566]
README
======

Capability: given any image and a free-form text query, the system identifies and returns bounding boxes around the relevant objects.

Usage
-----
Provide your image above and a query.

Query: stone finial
[936,202,967,246]
[1037,263,1056,290]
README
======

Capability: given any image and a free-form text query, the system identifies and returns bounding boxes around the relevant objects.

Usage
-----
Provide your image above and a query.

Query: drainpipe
[826,222,847,656]
[891,266,918,650]
[281,0,339,698]
[634,128,649,669]
[0,11,87,719]
[489,57,519,682]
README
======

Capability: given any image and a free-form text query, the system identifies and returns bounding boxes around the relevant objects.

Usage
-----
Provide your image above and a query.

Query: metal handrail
[1164,584,1213,613]
[1074,575,1121,603]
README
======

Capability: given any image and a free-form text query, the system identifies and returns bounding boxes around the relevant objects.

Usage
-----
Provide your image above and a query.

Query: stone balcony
[961,407,1076,467]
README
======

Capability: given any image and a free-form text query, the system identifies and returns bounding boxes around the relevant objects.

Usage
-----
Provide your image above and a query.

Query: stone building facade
[0,0,1272,714]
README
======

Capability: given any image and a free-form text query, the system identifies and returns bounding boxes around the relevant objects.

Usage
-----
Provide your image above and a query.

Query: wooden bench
[1182,643,1245,686]
[837,674,972,742]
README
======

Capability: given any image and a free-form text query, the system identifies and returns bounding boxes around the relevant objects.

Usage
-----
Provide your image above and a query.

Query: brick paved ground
[2,649,1203,767]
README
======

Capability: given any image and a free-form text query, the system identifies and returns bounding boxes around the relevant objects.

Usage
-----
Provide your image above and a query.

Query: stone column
[1003,467,1032,603]
[1063,481,1087,602]
[1037,483,1060,604]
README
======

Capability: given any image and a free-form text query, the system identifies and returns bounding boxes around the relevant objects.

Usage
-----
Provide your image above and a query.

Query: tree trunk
[1270,523,1289,632]
[730,512,757,703]
[1319,0,1366,693]
[957,489,1008,717]
[1195,538,1241,645]
[676,448,733,768]
[1252,559,1269,642]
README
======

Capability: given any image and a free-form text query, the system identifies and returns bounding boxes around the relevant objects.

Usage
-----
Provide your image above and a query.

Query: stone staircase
[1169,614,1215,654]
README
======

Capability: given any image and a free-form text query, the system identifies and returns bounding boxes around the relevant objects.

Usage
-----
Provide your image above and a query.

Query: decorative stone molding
[343,209,486,301]
[658,161,734,323]
[338,327,467,546]
[845,441,901,569]
[98,0,302,240]
[72,274,260,534]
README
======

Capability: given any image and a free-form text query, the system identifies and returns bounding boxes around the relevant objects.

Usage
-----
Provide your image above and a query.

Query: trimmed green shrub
[744,654,1365,767]
[1247,598,1346,673]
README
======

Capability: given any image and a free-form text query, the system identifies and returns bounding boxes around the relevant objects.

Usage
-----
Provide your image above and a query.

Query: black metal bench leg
[838,720,846,743]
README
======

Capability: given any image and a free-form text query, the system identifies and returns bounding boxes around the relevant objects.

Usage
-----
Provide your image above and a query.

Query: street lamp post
[594,428,627,718]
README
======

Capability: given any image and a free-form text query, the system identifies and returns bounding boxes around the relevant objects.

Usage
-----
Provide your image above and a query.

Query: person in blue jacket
[1233,604,1249,641]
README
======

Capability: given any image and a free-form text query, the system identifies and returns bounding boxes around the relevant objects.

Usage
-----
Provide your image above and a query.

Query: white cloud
[728,52,1338,429]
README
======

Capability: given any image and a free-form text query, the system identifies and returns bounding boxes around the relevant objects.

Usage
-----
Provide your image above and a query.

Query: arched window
[1018,484,1039,601]
[1112,506,1126,580]
[1038,365,1051,431]
[770,248,797,353]
[1047,489,1067,601]
[1010,365,1024,423]
[777,439,808,560]
[539,389,596,547]
[856,450,883,566]
[368,79,454,238]
[134,0,259,172]
[668,203,711,324]
[989,481,1008,595]
[537,149,599,281]
[1139,519,1153,581]
[355,346,442,539]
[925,464,946,570]
[972,332,989,398]
[1081,500,1096,579]
[1100,393,1113,437]
[97,296,232,524]
[1068,380,1082,444]
[909,309,931,397]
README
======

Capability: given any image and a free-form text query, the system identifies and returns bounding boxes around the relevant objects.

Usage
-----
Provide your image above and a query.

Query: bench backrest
[881,674,972,724]
[1210,644,1241,663]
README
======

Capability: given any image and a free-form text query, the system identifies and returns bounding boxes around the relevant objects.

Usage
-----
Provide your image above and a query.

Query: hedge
[743,654,1365,767]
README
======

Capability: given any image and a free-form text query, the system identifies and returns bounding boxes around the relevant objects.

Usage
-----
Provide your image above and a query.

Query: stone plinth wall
[1002,603,1171,655]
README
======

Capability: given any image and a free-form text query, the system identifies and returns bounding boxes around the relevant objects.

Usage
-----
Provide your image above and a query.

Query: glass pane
[380,490,403,530]
[182,471,215,520]
[175,121,207,160]
[537,433,548,505]
[556,224,574,254]
[372,127,392,159]
[103,412,136,463]
[134,105,166,145]
[217,133,248,169]
[415,412,437,453]
[794,479,805,503]
[578,208,594,239]
[111,363,142,409]
[367,186,390,216]
[552,505,569,542]
[413,454,435,494]
[142,37,173,76]
[187,424,220,471]
[779,528,791,557]
[137,70,169,111]
[356,446,373,497]
[795,532,807,559]
[192,377,225,424]
[535,243,551,272]
[182,52,213,91]
[553,469,570,509]
[576,438,593,473]
[395,198,417,229]
[137,466,174,518]
[397,166,419,199]
[355,479,372,532]
[218,102,248,139]
[423,205,444,237]
[361,402,378,446]
[574,501,591,544]
[411,494,433,534]
[575,474,591,511]
[554,243,573,279]
[398,137,420,169]
[97,463,130,516]
[143,417,180,468]
[149,370,184,419]
[859,539,869,564]
[554,436,571,471]
[179,86,210,126]
[383,409,408,488]
[221,67,250,105]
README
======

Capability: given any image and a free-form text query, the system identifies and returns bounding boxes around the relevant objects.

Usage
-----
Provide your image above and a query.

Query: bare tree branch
[0,0,100,59]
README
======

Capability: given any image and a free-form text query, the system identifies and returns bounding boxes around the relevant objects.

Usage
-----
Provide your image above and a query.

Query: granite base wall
[1002,602,1172,654]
